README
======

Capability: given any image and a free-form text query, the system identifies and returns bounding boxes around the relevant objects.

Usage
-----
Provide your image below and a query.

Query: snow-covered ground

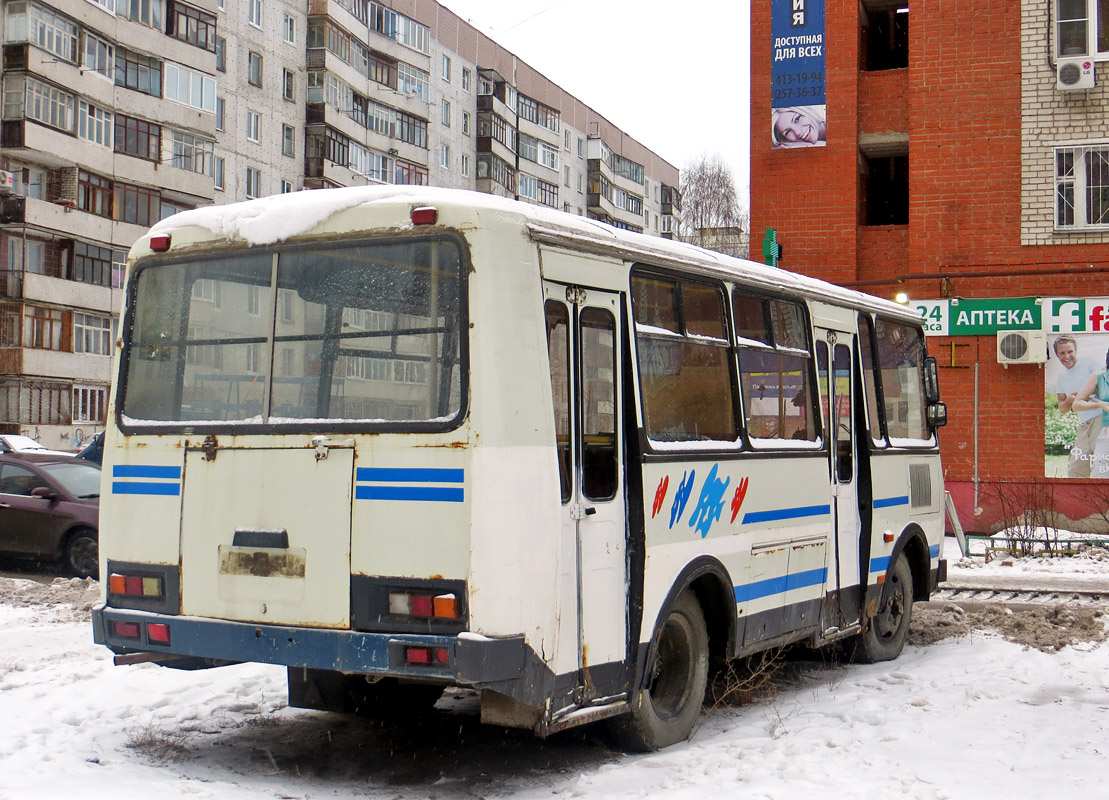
[1,540,1107,800]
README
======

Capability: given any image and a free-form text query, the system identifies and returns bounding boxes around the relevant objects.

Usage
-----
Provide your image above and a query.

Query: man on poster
[1051,335,1101,477]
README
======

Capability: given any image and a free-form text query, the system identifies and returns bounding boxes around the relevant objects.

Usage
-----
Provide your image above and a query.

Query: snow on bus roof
[148,185,920,322]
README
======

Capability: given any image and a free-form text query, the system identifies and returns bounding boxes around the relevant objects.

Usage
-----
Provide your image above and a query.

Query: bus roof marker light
[411,206,437,225]
[149,234,171,252]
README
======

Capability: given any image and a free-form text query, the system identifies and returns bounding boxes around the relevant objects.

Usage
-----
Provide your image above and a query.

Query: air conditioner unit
[997,330,1048,365]
[1058,57,1095,91]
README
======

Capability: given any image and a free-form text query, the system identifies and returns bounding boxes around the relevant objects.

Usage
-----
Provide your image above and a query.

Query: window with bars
[72,385,107,423]
[1056,144,1109,229]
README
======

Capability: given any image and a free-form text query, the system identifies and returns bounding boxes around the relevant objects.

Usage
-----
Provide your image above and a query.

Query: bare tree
[679,154,749,259]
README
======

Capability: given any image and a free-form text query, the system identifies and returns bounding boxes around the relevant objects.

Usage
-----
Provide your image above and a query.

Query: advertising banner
[770,0,826,149]
[1043,297,1109,478]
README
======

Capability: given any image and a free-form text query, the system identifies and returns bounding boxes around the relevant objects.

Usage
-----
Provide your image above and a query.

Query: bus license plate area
[219,546,307,578]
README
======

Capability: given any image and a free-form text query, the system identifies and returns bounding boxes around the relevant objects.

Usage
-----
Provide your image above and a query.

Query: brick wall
[750,0,1109,533]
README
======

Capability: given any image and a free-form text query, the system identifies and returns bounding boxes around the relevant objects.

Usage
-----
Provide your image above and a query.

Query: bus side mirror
[927,402,948,429]
[922,356,941,405]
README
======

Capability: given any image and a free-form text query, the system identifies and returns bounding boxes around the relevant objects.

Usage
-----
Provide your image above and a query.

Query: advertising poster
[1043,298,1109,478]
[770,0,826,149]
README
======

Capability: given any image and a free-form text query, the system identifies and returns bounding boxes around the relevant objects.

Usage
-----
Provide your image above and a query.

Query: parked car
[0,454,101,578]
[75,432,104,465]
[0,434,75,458]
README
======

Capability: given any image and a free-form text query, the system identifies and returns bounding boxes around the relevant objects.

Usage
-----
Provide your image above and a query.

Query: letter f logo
[1049,300,1084,332]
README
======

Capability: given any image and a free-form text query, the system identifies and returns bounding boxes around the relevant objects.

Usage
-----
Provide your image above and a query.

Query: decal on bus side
[354,467,465,503]
[111,465,182,496]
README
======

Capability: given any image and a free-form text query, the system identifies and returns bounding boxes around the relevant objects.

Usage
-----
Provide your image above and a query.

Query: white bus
[93,186,947,750]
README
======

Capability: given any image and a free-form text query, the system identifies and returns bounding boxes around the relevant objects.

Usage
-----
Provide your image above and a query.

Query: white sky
[439,0,753,204]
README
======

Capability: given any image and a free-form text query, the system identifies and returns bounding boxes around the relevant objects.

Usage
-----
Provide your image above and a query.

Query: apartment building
[0,0,679,450]
[749,0,1109,532]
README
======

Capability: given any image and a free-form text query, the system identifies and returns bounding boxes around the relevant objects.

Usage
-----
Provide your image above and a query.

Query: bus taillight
[108,573,164,599]
[388,592,459,619]
[405,646,450,666]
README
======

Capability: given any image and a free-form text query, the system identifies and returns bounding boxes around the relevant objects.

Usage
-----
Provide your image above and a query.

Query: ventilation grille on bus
[908,463,933,509]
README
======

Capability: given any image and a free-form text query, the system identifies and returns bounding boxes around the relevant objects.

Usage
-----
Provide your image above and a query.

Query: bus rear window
[121,238,464,428]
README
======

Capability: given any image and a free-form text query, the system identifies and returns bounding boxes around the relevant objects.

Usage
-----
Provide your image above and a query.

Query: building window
[24,305,64,351]
[282,124,294,156]
[73,386,107,423]
[395,160,428,185]
[82,33,114,79]
[246,110,260,142]
[20,77,77,133]
[77,101,112,147]
[462,67,470,91]
[442,54,451,81]
[441,99,450,127]
[215,96,224,130]
[248,51,263,87]
[397,63,429,101]
[441,144,450,168]
[213,155,224,190]
[171,130,214,175]
[1057,0,1109,57]
[245,166,261,198]
[396,112,427,148]
[248,0,261,27]
[74,314,111,355]
[85,0,115,13]
[215,35,226,72]
[115,47,162,98]
[541,142,559,170]
[281,179,293,193]
[119,0,162,28]
[1056,144,1109,229]
[284,13,296,43]
[23,4,79,63]
[113,182,160,226]
[164,64,216,112]
[115,114,161,161]
[79,170,112,217]
[72,242,114,287]
[168,1,217,51]
[283,68,295,101]
[462,111,470,136]
[564,129,570,151]
[461,153,469,176]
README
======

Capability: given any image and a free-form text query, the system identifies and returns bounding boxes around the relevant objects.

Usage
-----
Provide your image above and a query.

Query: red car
[0,454,101,578]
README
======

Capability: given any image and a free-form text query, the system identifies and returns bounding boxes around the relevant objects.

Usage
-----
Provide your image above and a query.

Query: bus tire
[853,552,913,663]
[62,528,99,579]
[611,591,708,752]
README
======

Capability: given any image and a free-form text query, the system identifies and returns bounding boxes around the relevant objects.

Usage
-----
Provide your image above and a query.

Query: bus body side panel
[638,454,833,657]
[865,450,944,592]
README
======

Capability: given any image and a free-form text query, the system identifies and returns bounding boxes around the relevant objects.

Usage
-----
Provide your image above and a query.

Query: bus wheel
[854,552,913,663]
[611,591,708,751]
[63,528,99,579]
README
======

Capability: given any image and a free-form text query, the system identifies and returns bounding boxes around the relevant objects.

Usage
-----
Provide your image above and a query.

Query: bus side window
[833,343,853,482]
[545,301,572,502]
[580,307,617,501]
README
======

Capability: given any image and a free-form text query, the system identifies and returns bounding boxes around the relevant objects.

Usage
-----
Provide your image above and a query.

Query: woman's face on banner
[775,109,822,144]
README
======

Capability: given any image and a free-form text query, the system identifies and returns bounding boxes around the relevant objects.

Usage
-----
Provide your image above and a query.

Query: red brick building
[750,0,1109,533]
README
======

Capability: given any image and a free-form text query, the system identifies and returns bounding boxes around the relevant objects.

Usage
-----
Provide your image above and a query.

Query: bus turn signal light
[411,206,437,225]
[149,234,171,252]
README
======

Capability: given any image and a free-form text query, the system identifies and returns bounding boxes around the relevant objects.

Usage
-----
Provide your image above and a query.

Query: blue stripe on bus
[873,495,909,509]
[356,467,463,484]
[355,485,464,503]
[734,567,828,603]
[870,555,891,574]
[741,504,831,524]
[113,465,181,479]
[112,481,181,496]
[930,544,941,559]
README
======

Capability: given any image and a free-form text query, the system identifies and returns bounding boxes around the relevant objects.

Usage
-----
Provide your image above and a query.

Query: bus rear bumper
[92,606,528,684]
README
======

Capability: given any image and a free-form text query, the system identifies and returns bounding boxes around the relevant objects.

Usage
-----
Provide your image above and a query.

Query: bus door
[815,329,861,631]
[179,440,355,628]
[543,282,627,696]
